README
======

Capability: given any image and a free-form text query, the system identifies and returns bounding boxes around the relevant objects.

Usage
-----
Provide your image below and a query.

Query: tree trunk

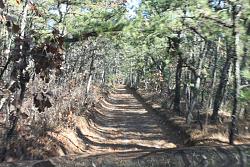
[101,69,105,84]
[130,60,133,88]
[187,41,207,126]
[209,39,220,108]
[211,39,232,121]
[6,0,29,139]
[229,43,240,145]
[174,55,183,114]
[86,56,94,95]
[229,5,241,145]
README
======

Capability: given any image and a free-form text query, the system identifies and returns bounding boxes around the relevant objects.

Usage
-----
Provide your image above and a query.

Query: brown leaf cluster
[33,92,52,112]
[31,30,64,82]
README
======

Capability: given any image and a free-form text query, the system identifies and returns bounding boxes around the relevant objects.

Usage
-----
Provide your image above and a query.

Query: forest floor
[1,85,250,166]
[55,85,187,156]
[1,85,187,163]
[137,89,250,146]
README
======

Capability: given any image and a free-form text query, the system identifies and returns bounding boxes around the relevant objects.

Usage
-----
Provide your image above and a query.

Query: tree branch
[201,15,233,28]
[184,24,207,41]
[240,85,250,90]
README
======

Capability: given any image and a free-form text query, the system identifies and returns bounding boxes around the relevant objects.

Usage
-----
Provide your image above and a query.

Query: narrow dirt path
[76,85,185,155]
[0,86,191,166]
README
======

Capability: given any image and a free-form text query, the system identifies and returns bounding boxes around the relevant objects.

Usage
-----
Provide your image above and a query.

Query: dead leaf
[58,48,64,54]
[5,20,11,28]
[52,28,60,36]
[20,112,29,119]
[0,15,6,23]
[34,92,52,112]
[16,0,22,5]
[57,36,64,47]
[29,2,42,16]
[0,0,4,9]
[29,3,37,11]
[12,23,20,33]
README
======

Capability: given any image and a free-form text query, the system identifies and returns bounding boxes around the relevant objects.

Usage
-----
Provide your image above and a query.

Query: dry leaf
[52,28,60,36]
[0,15,6,23]
[57,36,64,47]
[0,0,4,9]
[20,112,29,119]
[16,0,22,5]
[5,20,11,27]
[12,23,20,33]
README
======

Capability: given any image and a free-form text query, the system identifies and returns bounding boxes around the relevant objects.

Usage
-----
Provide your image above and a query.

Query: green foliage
[3,0,250,112]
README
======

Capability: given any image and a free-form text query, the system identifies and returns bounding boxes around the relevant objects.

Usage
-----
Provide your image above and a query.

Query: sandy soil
[76,85,185,154]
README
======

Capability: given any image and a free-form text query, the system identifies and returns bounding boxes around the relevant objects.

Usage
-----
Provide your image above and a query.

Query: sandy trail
[76,85,184,154]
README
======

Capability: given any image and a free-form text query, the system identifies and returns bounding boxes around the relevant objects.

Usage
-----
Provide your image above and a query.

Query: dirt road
[77,85,184,153]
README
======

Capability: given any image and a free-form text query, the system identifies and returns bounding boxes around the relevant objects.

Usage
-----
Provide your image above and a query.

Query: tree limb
[240,85,250,90]
[185,24,207,41]
[201,15,233,28]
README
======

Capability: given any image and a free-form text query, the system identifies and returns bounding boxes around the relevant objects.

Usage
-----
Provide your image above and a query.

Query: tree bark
[229,4,241,145]
[186,41,207,126]
[86,56,94,95]
[174,55,183,114]
[209,39,220,108]
[211,39,232,121]
[6,0,29,139]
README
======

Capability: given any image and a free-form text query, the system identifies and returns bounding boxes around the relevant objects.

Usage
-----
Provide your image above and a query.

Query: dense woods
[0,0,250,165]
